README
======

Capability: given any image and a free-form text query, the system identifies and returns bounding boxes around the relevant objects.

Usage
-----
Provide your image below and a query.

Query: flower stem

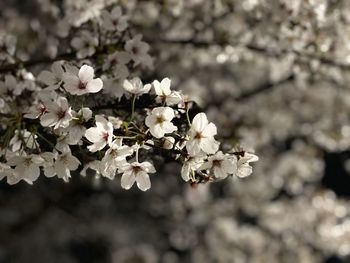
[130,94,137,121]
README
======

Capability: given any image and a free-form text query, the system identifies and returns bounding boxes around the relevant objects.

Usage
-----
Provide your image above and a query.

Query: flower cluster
[0,63,258,191]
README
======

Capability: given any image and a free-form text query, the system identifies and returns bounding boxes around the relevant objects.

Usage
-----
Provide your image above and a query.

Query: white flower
[120,161,156,191]
[125,34,153,68]
[200,151,236,179]
[235,152,259,178]
[40,96,72,129]
[24,91,54,119]
[40,152,56,178]
[181,154,206,182]
[123,77,151,95]
[186,113,219,156]
[85,115,114,152]
[101,139,134,179]
[9,129,37,152]
[145,107,177,138]
[101,6,128,32]
[71,31,98,59]
[37,61,64,90]
[0,75,22,97]
[62,107,92,145]
[63,65,103,95]
[54,152,81,182]
[102,51,131,79]
[7,154,44,184]
[153,78,182,105]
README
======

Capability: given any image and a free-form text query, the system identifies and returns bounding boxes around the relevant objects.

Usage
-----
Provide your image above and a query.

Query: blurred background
[1,0,350,262]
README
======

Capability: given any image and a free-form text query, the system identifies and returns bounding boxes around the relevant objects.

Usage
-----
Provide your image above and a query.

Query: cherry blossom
[120,161,156,191]
[145,107,177,138]
[101,6,128,32]
[235,152,259,178]
[6,154,44,184]
[37,61,64,90]
[102,51,131,79]
[85,115,114,152]
[53,151,81,182]
[40,96,72,129]
[63,65,103,95]
[181,155,206,182]
[125,34,153,68]
[123,77,151,95]
[101,139,134,179]
[186,113,219,156]
[153,78,182,106]
[199,151,236,179]
[71,30,98,59]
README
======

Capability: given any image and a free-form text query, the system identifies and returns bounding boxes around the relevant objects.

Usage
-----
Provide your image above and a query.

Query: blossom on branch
[63,65,103,95]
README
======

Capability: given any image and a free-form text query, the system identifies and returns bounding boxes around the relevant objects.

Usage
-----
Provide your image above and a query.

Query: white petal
[121,171,135,189]
[186,139,201,156]
[192,113,208,132]
[162,122,177,134]
[136,172,151,191]
[202,123,217,137]
[200,138,219,154]
[79,65,94,83]
[213,166,227,179]
[85,127,101,143]
[141,162,156,173]
[63,74,80,93]
[86,78,103,93]
[181,164,190,182]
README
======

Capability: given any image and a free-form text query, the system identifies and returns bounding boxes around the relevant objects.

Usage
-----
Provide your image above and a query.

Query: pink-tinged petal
[40,113,57,127]
[202,122,217,137]
[85,127,101,143]
[79,65,94,83]
[192,113,208,132]
[200,138,219,154]
[136,172,151,191]
[86,78,103,93]
[57,97,69,110]
[87,140,106,152]
[121,171,135,190]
